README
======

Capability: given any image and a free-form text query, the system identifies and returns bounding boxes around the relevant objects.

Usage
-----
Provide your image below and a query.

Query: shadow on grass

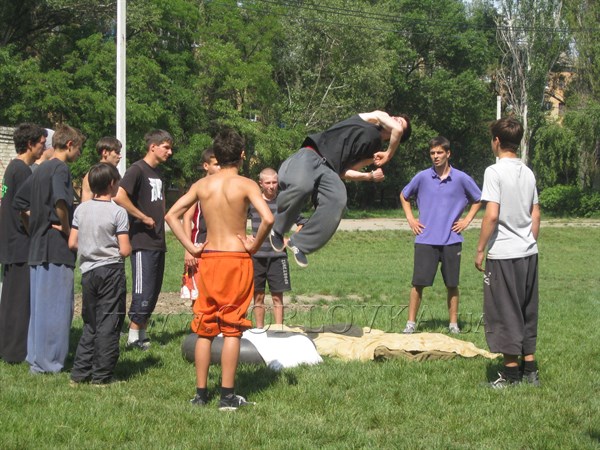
[588,431,600,443]
[235,363,291,397]
[114,354,162,381]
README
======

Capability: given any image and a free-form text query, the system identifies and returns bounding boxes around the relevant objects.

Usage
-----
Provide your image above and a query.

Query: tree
[494,0,569,164]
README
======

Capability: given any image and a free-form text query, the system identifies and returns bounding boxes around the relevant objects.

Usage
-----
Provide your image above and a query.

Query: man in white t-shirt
[475,117,541,389]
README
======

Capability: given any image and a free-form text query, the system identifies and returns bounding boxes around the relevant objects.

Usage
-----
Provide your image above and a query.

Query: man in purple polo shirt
[400,136,481,334]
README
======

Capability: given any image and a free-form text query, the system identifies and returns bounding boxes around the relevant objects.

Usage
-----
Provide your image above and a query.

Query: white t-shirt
[481,158,538,259]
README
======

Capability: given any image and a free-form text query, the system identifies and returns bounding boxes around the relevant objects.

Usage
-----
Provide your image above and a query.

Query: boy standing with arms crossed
[114,130,172,350]
[69,163,131,385]
[80,137,123,202]
[249,167,306,328]
[166,129,273,410]
[475,117,541,388]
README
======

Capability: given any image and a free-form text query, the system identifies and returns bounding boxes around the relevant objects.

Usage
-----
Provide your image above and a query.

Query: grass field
[2,226,599,449]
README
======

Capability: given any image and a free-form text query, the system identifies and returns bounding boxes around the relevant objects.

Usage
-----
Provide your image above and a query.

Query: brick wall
[0,126,16,184]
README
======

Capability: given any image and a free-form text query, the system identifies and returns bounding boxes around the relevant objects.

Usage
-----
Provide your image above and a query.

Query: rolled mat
[181,333,265,365]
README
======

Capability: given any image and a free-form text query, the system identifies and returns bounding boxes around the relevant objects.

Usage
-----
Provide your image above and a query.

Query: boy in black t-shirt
[14,124,85,373]
[114,130,173,350]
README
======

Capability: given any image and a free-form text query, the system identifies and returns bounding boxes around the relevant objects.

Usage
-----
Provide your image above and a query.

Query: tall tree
[494,0,569,164]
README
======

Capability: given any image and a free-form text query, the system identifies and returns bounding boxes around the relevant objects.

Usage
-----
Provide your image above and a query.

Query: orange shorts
[191,252,254,338]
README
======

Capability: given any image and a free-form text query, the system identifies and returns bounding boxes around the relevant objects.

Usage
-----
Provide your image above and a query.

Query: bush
[539,185,582,216]
[580,192,600,217]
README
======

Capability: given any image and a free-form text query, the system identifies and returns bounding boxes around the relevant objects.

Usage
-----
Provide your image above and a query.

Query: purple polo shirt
[402,166,481,245]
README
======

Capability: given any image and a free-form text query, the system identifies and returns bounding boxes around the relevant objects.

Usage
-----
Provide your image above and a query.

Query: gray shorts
[252,256,291,293]
[412,243,462,287]
[483,254,539,355]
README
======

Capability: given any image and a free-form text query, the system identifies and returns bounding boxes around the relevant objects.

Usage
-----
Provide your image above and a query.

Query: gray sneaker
[448,325,461,334]
[488,372,520,389]
[269,230,285,252]
[287,243,308,268]
[522,370,541,387]
[218,394,255,411]
[403,323,416,334]
[190,394,207,407]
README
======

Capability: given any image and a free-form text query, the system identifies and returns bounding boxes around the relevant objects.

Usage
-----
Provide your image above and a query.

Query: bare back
[194,170,260,251]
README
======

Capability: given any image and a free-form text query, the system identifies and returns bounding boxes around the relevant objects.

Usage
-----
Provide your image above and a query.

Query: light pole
[116,0,126,176]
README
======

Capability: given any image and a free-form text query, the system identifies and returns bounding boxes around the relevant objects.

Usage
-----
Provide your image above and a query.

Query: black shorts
[483,255,539,355]
[252,256,291,293]
[412,243,462,288]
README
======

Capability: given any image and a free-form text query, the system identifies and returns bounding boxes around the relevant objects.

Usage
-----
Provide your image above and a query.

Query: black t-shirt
[0,159,32,264]
[303,115,382,175]
[13,158,76,267]
[119,160,166,252]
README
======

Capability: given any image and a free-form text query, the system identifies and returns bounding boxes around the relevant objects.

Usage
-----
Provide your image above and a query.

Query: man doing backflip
[270,111,411,267]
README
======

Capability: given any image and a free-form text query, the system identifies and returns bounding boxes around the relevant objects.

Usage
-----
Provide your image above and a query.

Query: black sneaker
[190,394,207,407]
[269,230,285,252]
[522,370,541,387]
[126,339,151,351]
[218,394,255,411]
[287,242,308,268]
[488,372,520,389]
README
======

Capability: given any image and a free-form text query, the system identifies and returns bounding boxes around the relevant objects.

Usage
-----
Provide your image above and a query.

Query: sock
[503,365,521,382]
[128,328,140,343]
[406,321,416,327]
[522,360,538,374]
[449,322,458,329]
[221,386,234,399]
[139,329,147,341]
[195,387,208,402]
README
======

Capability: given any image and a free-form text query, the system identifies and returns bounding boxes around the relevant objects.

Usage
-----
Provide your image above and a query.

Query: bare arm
[341,158,385,182]
[400,192,424,235]
[475,202,499,272]
[114,187,155,229]
[359,111,404,167]
[165,184,204,257]
[81,173,93,202]
[54,199,71,237]
[531,203,541,240]
[452,201,482,234]
[242,183,274,254]
[182,204,198,268]
[118,233,132,258]
[68,228,78,251]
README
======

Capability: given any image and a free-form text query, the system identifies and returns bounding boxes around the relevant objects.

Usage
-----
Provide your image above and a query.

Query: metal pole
[496,95,501,120]
[116,0,126,176]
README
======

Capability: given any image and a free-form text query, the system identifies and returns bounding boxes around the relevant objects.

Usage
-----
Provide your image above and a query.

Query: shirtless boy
[165,129,273,410]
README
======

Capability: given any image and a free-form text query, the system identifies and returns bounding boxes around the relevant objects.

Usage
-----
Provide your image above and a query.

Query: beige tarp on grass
[276,325,500,362]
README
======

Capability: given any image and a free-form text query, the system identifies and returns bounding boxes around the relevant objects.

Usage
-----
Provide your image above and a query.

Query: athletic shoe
[91,378,122,388]
[126,339,151,351]
[287,243,308,268]
[522,370,541,387]
[218,394,256,411]
[488,372,520,389]
[403,323,416,334]
[448,325,461,334]
[269,230,285,252]
[190,394,207,407]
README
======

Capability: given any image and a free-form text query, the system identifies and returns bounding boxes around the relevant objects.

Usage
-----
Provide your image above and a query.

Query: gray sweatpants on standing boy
[274,148,346,254]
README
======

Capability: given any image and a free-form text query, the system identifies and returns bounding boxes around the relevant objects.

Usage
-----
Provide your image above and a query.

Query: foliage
[538,184,581,216]
[531,121,578,190]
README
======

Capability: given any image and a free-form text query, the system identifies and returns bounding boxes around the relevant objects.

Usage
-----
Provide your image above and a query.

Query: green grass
[4,227,600,449]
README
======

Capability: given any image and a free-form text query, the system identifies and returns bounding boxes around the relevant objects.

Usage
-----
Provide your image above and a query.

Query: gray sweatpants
[27,263,74,374]
[275,148,346,254]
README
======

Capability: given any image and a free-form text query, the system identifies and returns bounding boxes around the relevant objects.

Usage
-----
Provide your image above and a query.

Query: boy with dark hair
[31,128,54,172]
[400,135,481,334]
[114,129,172,350]
[81,137,123,202]
[69,163,131,385]
[180,147,220,303]
[166,128,273,410]
[14,124,85,373]
[475,117,541,388]
[0,124,46,363]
